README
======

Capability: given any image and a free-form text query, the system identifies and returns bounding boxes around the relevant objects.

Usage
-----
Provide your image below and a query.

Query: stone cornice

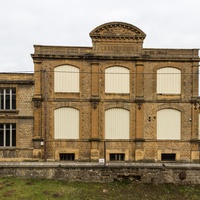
[31,53,200,62]
[0,116,34,119]
[0,80,34,84]
[31,45,199,61]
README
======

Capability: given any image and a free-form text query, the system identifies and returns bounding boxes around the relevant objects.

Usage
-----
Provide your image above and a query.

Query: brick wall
[0,73,34,161]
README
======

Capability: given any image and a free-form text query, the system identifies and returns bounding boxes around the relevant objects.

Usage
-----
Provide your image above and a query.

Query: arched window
[54,65,79,93]
[157,109,181,140]
[157,67,181,94]
[54,107,79,139]
[105,66,130,93]
[105,108,129,139]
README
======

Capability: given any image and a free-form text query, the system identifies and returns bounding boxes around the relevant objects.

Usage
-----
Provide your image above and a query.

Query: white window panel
[105,108,129,139]
[157,67,181,94]
[157,109,181,140]
[105,66,130,93]
[54,107,79,139]
[54,65,79,92]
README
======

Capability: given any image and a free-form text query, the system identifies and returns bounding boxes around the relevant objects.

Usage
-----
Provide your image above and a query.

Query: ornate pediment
[90,22,146,40]
[90,22,146,56]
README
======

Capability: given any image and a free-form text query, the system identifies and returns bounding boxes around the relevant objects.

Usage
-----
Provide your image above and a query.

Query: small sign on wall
[99,158,105,164]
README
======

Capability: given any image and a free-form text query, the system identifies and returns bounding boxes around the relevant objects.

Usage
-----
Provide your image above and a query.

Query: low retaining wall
[1,162,200,184]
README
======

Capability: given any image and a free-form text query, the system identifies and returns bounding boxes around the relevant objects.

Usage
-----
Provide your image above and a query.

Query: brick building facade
[1,21,200,162]
[30,22,200,162]
[0,73,34,161]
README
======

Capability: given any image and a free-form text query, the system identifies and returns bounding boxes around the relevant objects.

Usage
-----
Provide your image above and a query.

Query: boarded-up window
[157,109,181,140]
[54,107,79,139]
[54,65,79,92]
[105,108,129,139]
[157,67,181,94]
[105,66,130,93]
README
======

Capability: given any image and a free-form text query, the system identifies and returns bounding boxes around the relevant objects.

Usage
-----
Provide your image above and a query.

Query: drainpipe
[43,69,47,162]
[104,140,106,166]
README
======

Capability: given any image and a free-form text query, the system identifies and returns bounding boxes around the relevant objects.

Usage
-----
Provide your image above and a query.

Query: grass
[0,177,200,199]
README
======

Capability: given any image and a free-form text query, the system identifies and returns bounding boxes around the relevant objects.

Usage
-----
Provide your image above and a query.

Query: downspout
[43,69,47,162]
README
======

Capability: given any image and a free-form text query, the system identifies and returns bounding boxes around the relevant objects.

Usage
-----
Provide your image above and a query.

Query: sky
[0,0,200,72]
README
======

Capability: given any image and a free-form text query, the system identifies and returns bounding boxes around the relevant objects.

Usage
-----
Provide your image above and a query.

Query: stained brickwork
[18,85,34,116]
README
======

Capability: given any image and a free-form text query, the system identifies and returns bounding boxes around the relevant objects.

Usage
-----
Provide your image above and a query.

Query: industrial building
[1,22,200,162]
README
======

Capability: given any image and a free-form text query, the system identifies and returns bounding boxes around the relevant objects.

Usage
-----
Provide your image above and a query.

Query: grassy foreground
[0,177,200,200]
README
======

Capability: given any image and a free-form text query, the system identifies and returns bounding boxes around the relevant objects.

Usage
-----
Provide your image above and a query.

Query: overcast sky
[0,0,200,72]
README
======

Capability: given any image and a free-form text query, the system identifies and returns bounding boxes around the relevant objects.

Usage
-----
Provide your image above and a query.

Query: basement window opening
[60,153,75,161]
[110,153,125,161]
[161,153,176,161]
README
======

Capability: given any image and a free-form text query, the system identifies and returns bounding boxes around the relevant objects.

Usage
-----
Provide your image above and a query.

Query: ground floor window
[161,153,176,161]
[0,124,16,147]
[110,153,125,161]
[60,153,75,161]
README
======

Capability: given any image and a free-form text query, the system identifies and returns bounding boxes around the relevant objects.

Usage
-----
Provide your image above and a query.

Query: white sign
[99,159,105,163]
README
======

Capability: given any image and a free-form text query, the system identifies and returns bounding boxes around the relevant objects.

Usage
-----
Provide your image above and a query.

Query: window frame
[54,65,80,93]
[110,153,125,161]
[105,108,130,139]
[161,153,176,161]
[0,123,16,147]
[60,153,75,161]
[157,109,181,140]
[157,67,181,95]
[54,107,79,139]
[0,88,16,110]
[105,66,130,94]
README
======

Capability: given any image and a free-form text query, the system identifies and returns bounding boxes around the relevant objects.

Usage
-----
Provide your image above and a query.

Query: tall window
[157,109,181,140]
[0,88,16,110]
[105,66,130,93]
[54,107,79,139]
[0,124,16,147]
[157,67,181,94]
[54,65,79,93]
[105,108,129,139]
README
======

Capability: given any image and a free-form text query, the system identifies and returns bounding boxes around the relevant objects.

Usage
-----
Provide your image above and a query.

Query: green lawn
[0,177,200,200]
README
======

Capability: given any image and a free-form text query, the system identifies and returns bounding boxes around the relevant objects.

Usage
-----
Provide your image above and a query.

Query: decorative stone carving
[90,97,100,109]
[90,21,146,40]
[190,100,200,110]
[135,99,144,110]
[90,22,146,55]
[32,97,42,108]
